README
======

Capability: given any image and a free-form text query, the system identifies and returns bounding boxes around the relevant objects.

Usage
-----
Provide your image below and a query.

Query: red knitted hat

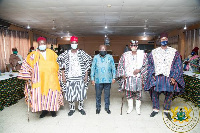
[70,36,78,43]
[37,37,46,42]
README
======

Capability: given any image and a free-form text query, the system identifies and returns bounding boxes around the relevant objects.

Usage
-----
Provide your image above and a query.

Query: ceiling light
[107,4,112,7]
[105,25,107,29]
[143,36,147,40]
[105,34,107,37]
[61,37,63,38]
[27,24,30,29]
[66,37,70,41]
[52,20,56,30]
[66,31,71,37]
[27,20,30,29]
[184,24,187,30]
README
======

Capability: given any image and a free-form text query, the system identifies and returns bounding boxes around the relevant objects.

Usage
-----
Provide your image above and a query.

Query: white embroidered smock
[68,50,82,78]
[152,47,176,77]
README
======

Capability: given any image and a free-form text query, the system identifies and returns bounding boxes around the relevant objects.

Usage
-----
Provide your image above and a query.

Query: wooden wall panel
[57,36,154,56]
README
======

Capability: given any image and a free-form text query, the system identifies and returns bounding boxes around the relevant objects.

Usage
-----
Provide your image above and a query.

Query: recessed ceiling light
[107,4,111,7]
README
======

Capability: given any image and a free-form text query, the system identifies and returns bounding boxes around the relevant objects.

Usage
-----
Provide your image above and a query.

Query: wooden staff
[120,90,126,115]
[27,80,31,122]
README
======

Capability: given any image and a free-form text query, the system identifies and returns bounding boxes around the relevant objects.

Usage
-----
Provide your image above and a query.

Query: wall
[167,22,200,59]
[9,24,57,50]
[57,36,154,56]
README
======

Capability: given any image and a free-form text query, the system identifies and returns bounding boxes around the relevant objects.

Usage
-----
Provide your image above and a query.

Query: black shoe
[68,110,75,116]
[78,109,86,115]
[164,112,172,120]
[150,111,158,117]
[50,111,57,117]
[96,109,100,114]
[105,108,111,114]
[40,110,49,118]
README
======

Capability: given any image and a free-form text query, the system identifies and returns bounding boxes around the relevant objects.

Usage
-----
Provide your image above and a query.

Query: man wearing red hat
[144,33,185,119]
[57,36,92,116]
[18,37,64,118]
[183,47,199,72]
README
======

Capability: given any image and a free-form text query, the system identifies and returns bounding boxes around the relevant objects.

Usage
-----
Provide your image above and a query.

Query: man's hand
[91,80,95,86]
[133,69,141,75]
[84,76,88,83]
[170,77,176,85]
[153,76,156,81]
[122,76,126,79]
[112,79,116,84]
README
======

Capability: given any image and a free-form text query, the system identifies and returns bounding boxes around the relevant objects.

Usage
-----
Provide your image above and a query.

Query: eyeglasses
[130,44,138,47]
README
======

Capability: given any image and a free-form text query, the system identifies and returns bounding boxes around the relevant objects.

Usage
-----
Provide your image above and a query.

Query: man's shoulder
[124,51,132,54]
[107,54,114,59]
[152,47,160,52]
[93,54,99,58]
[78,49,89,55]
[59,50,69,57]
[168,47,177,52]
[46,49,56,53]
[107,54,113,57]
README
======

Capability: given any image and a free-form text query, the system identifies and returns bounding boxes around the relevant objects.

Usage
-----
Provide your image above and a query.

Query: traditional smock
[117,50,148,91]
[57,49,92,102]
[144,47,185,93]
[18,49,64,112]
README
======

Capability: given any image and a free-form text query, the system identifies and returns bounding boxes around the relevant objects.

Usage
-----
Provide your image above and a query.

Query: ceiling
[0,0,200,37]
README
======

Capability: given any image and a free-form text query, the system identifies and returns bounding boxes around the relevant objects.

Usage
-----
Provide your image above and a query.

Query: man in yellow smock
[18,37,64,118]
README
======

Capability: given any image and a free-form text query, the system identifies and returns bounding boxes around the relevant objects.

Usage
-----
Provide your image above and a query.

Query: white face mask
[131,47,137,51]
[71,44,78,49]
[39,45,46,51]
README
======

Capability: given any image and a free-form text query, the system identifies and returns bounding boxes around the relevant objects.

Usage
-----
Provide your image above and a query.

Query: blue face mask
[161,41,168,46]
[191,51,195,56]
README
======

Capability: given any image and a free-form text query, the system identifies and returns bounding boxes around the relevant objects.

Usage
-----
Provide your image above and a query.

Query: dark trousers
[95,83,111,109]
[151,89,173,111]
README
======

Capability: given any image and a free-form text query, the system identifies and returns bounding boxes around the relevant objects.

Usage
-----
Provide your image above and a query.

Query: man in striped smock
[18,37,64,118]
[144,33,185,119]
[57,36,92,116]
[117,40,148,115]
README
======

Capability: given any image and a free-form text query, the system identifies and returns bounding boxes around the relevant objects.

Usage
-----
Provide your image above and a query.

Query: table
[181,71,200,108]
[0,72,26,111]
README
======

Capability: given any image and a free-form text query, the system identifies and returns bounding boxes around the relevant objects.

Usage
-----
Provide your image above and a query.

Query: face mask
[191,51,195,56]
[71,44,78,49]
[39,45,46,51]
[99,51,107,56]
[161,41,168,46]
[131,47,137,51]
[13,51,18,54]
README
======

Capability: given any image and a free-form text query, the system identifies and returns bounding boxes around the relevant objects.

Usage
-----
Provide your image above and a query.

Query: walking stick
[27,80,31,122]
[120,90,125,115]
